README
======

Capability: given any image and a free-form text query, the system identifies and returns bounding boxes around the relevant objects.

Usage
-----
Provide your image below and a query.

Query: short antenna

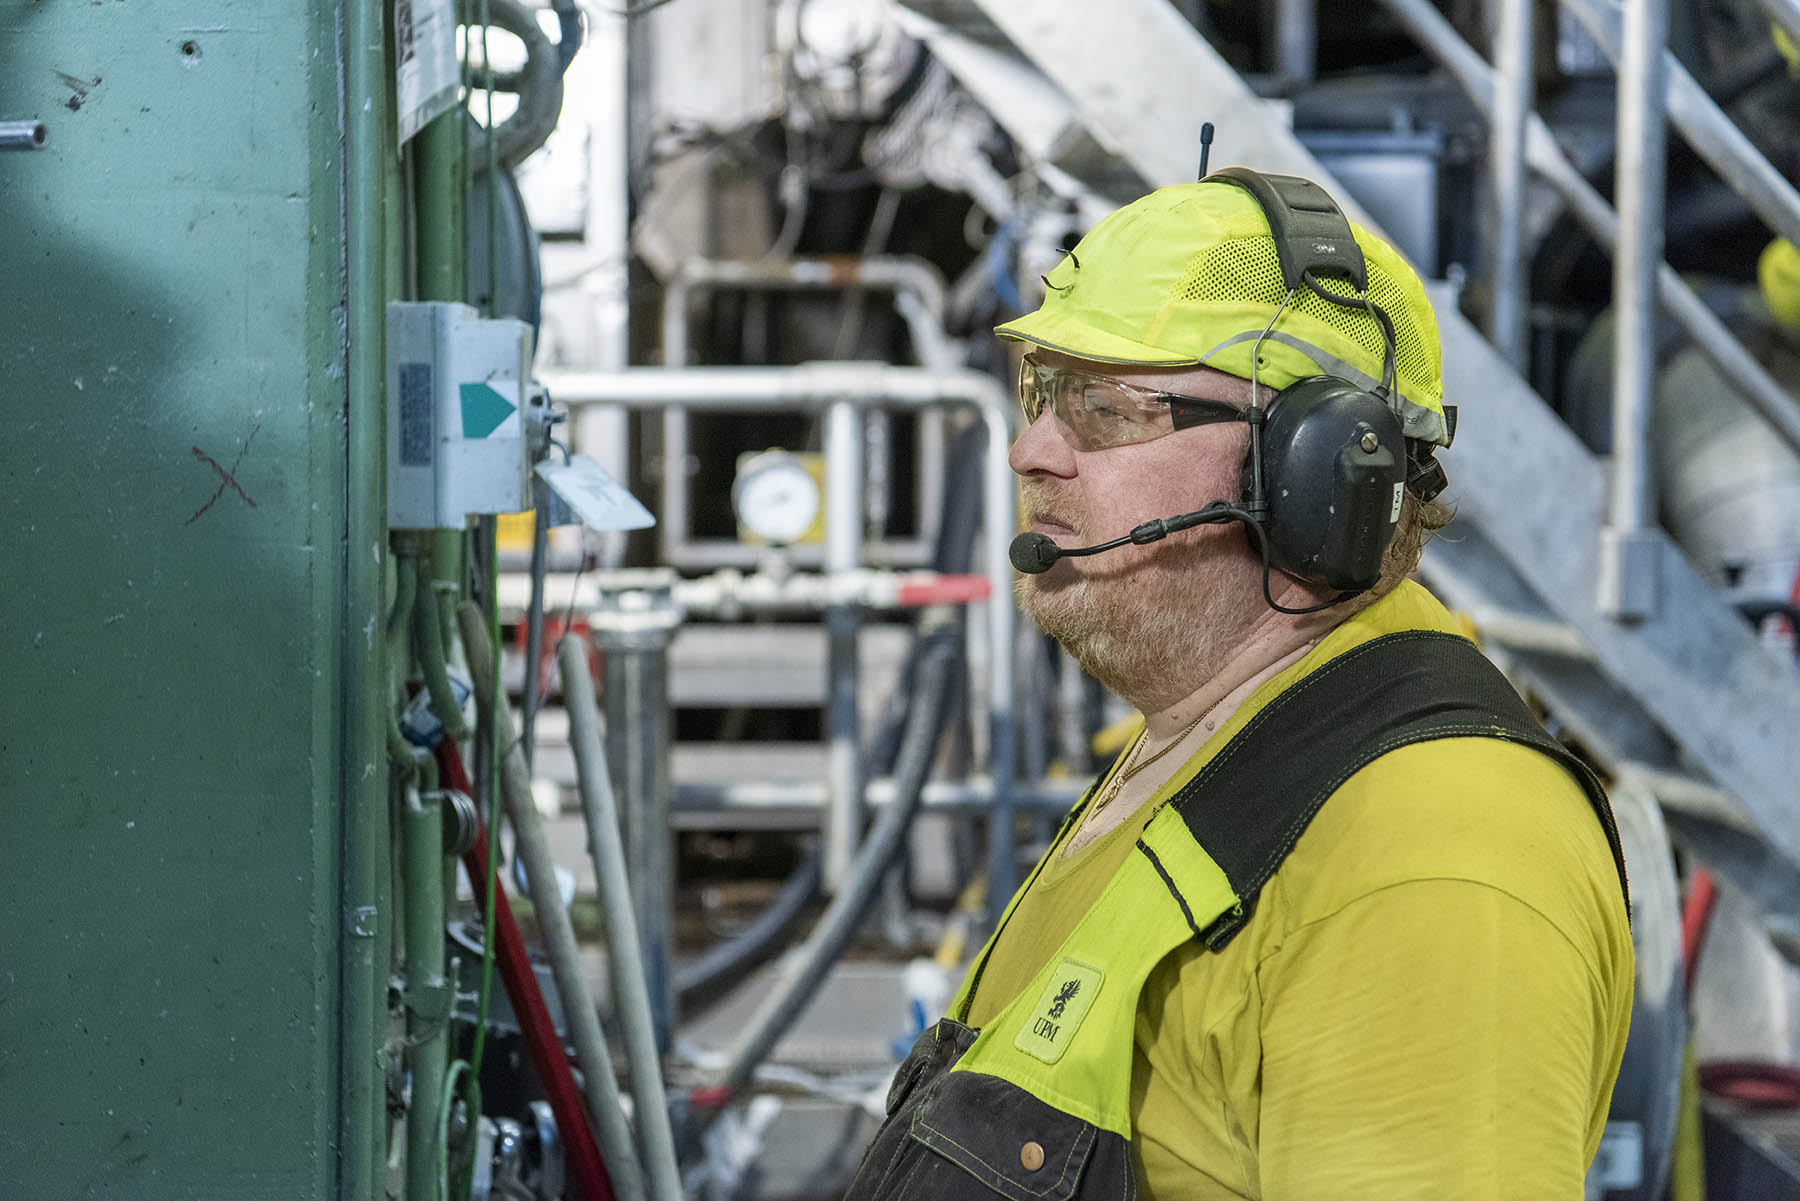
[1197,122,1215,179]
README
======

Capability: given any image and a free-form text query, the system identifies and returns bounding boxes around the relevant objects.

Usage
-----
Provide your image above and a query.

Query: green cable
[436,1057,480,1201]
[454,22,503,1196]
[482,0,498,321]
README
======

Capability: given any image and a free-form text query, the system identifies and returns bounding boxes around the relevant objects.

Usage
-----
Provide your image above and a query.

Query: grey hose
[715,619,963,1096]
[557,634,685,1201]
[457,603,648,1201]
[476,0,566,170]
[415,557,469,742]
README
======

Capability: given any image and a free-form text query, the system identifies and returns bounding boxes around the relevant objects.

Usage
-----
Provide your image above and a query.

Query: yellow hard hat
[995,179,1450,446]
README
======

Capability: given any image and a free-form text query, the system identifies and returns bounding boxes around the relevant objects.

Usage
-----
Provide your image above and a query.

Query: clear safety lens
[1017,355,1243,451]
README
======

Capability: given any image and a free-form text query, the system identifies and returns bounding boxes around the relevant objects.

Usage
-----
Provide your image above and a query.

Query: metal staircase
[910,0,1800,899]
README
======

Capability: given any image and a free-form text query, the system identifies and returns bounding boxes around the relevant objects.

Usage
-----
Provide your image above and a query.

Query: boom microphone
[1008,502,1241,575]
[1009,532,1064,574]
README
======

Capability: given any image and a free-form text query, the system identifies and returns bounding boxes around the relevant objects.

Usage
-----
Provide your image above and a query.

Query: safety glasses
[1017,354,1246,451]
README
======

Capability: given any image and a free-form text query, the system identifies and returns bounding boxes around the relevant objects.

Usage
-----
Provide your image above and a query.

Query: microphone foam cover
[1009,532,1062,575]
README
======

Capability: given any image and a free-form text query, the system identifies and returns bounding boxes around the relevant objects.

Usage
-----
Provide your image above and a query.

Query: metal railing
[1382,0,1800,616]
[539,362,1023,920]
[1379,0,1800,460]
[657,256,953,570]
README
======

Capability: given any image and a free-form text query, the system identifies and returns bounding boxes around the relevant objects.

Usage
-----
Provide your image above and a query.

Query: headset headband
[1206,167,1368,292]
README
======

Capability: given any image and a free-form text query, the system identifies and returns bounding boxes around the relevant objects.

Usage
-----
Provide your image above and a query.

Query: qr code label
[399,362,433,467]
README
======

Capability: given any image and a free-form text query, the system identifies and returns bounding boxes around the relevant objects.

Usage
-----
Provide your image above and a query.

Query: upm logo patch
[1013,960,1104,1064]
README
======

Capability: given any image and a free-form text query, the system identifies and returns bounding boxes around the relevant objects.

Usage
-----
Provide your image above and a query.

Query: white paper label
[395,0,459,145]
[1389,481,1405,523]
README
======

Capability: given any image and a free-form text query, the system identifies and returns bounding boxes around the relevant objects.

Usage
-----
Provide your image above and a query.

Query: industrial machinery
[7,0,1800,1197]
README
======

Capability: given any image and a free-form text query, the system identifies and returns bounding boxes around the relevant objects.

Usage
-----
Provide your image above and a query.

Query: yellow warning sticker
[1012,959,1104,1064]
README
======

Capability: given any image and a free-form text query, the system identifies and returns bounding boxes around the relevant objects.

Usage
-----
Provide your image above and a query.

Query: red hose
[1699,1061,1800,1108]
[1681,867,1720,1002]
[1684,870,1800,1109]
[438,741,616,1201]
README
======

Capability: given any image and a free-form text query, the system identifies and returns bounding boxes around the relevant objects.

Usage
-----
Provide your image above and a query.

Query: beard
[1016,481,1267,709]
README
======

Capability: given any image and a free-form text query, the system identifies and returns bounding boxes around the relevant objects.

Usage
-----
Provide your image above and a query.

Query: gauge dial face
[733,452,820,545]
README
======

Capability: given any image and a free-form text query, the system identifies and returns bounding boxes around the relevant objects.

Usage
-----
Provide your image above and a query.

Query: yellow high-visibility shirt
[966,581,1634,1198]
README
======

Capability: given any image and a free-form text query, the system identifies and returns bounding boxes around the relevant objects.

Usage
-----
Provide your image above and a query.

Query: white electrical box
[387,301,534,529]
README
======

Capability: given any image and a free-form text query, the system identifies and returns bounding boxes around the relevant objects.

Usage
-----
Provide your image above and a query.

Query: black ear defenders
[1205,167,1426,598]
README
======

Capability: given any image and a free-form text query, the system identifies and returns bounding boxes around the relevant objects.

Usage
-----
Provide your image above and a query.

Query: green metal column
[345,0,399,1197]
[0,2,390,1198]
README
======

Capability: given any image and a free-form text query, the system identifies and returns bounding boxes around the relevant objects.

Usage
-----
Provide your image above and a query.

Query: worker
[842,172,1633,1199]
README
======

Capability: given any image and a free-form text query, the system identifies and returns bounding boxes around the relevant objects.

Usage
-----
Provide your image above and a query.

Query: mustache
[1019,480,1083,529]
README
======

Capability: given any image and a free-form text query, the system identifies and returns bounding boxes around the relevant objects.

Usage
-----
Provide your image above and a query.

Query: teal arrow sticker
[459,382,517,439]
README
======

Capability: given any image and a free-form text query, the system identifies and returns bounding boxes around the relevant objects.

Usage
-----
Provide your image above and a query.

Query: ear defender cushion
[1247,379,1407,592]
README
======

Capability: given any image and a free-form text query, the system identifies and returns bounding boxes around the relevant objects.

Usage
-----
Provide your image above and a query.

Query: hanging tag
[536,456,656,533]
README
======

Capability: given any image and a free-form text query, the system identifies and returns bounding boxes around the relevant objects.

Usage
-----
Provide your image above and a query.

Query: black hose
[673,848,823,1004]
[675,422,986,1005]
[714,620,963,1097]
[864,420,986,774]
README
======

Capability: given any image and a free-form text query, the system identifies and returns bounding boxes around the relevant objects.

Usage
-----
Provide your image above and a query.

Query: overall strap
[1151,630,1630,951]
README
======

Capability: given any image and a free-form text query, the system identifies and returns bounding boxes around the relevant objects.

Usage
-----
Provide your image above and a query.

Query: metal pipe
[0,120,46,150]
[413,81,468,630]
[1273,0,1317,92]
[1560,0,1800,255]
[413,107,464,306]
[658,257,952,571]
[402,788,449,1201]
[1621,761,1759,835]
[557,637,684,1201]
[1376,0,1800,453]
[671,256,948,323]
[497,567,993,614]
[824,400,865,894]
[1600,0,1669,620]
[457,603,649,1201]
[342,0,389,1192]
[1489,0,1534,365]
[540,364,1021,912]
[669,777,1083,817]
[1462,607,1596,660]
[590,587,681,1052]
[521,493,551,765]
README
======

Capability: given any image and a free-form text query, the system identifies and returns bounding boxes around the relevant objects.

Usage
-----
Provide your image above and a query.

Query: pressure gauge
[732,450,821,545]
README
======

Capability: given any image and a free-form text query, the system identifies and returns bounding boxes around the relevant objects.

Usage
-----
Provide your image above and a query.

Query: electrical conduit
[557,635,685,1201]
[456,602,648,1201]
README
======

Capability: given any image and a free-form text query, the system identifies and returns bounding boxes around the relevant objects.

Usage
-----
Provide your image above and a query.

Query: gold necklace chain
[1094,711,1208,812]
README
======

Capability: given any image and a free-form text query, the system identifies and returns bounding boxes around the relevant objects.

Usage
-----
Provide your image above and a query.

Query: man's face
[1009,349,1273,705]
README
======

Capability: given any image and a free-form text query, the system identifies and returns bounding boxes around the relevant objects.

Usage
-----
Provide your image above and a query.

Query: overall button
[1020,1141,1046,1171]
